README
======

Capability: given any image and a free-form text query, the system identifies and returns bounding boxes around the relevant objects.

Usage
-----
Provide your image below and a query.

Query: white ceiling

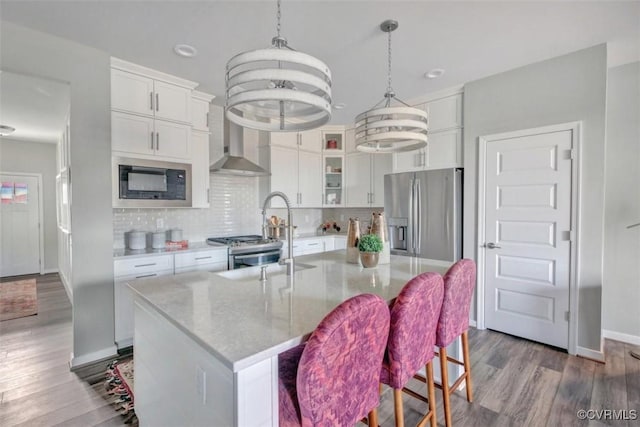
[0,71,70,144]
[1,1,638,125]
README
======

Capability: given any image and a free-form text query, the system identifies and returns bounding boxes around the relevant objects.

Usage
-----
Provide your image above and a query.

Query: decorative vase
[370,212,390,264]
[360,251,380,268]
[346,218,361,264]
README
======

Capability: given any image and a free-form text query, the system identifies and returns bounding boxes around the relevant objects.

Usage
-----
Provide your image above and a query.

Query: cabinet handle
[421,151,427,167]
[150,132,154,149]
[308,243,319,246]
[371,192,375,204]
[150,92,154,111]
[207,188,210,203]
[136,273,157,279]
[156,93,160,111]
[195,256,212,260]
[299,193,303,205]
[156,132,160,150]
[134,263,157,268]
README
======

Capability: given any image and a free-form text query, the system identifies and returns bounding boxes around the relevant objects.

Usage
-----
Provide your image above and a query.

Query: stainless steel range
[207,235,283,270]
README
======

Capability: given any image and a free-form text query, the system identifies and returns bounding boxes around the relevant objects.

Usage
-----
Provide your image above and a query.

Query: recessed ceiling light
[334,103,347,110]
[0,125,16,136]
[425,68,445,79]
[174,44,198,58]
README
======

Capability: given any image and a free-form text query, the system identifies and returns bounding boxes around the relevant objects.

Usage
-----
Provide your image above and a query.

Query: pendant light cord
[276,0,281,38]
[387,29,393,95]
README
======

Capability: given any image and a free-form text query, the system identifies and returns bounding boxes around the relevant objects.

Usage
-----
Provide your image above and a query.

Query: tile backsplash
[113,174,262,249]
[113,173,385,248]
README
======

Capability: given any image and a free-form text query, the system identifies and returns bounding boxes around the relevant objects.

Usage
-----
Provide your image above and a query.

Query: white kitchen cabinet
[114,254,175,348]
[345,127,357,153]
[426,93,462,131]
[392,92,463,173]
[271,129,322,153]
[192,93,212,132]
[346,152,391,207]
[334,236,347,250]
[191,131,210,208]
[281,237,327,256]
[392,129,462,172]
[259,143,322,209]
[112,112,191,161]
[174,247,228,274]
[111,60,195,125]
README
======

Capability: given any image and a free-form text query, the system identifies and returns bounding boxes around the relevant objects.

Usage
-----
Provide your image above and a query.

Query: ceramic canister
[346,218,361,264]
[370,212,390,264]
[170,228,183,242]
[127,230,146,250]
[151,231,166,249]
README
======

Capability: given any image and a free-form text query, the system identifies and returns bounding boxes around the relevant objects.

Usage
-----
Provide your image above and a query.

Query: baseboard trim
[576,345,605,363]
[469,319,477,328]
[602,329,640,346]
[42,268,59,274]
[69,345,118,370]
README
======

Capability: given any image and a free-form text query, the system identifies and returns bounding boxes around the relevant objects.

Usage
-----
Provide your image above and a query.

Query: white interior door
[482,129,573,349]
[1,174,41,277]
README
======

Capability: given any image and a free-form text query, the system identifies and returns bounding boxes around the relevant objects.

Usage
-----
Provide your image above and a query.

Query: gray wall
[0,138,58,273]
[603,62,640,338]
[1,22,115,366]
[463,44,607,352]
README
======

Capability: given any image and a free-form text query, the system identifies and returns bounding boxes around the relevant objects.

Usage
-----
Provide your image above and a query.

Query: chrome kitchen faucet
[261,191,294,276]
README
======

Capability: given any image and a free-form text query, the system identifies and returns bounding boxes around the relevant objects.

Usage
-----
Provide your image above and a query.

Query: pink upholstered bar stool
[417,259,476,427]
[278,293,390,427]
[380,272,445,427]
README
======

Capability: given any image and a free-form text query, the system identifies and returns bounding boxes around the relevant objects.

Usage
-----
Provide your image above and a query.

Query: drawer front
[114,254,174,277]
[175,261,228,275]
[174,249,228,269]
[302,239,324,255]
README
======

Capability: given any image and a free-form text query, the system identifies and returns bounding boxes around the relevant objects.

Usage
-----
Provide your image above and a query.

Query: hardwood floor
[1,273,638,426]
[0,273,128,427]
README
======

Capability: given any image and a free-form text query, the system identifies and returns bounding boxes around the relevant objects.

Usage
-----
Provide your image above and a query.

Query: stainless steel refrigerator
[384,168,462,262]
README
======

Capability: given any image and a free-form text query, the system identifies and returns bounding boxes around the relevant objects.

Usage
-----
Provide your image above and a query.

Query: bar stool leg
[393,388,405,427]
[439,347,453,427]
[426,361,437,427]
[462,331,473,402]
[368,408,379,427]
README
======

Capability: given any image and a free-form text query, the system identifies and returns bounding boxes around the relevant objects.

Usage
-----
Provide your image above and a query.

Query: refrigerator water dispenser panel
[388,217,408,252]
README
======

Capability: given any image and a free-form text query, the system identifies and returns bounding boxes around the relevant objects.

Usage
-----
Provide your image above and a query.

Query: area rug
[0,278,38,321]
[105,357,137,424]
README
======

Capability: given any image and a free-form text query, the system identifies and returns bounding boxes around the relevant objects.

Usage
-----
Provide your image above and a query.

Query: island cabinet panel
[135,300,235,427]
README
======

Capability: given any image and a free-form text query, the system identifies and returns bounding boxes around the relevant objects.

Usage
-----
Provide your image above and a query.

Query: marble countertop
[127,251,451,372]
[113,241,227,260]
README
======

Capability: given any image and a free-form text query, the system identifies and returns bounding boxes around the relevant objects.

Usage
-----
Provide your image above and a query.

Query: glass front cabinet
[323,155,344,206]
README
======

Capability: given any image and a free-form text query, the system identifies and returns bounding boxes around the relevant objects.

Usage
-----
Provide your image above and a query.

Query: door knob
[485,242,501,249]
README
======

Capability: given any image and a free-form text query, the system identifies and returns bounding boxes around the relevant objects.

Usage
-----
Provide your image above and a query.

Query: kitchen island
[128,250,455,426]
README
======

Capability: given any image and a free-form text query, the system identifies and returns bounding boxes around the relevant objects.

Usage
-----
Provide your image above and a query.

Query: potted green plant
[358,234,383,268]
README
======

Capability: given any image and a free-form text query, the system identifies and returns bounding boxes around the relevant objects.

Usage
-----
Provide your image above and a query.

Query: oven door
[230,250,281,269]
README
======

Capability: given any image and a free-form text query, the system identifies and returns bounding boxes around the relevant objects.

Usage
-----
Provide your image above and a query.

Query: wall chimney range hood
[209,119,269,176]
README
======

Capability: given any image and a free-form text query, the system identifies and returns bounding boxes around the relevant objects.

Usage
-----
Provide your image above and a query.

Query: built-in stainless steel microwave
[112,157,192,208]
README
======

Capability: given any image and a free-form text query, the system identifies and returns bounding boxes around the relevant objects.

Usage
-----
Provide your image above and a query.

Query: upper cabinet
[270,129,322,153]
[393,91,463,173]
[110,58,198,162]
[192,91,212,132]
[322,127,345,152]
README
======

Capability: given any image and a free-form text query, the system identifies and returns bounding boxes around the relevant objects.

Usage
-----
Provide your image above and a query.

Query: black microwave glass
[119,165,186,201]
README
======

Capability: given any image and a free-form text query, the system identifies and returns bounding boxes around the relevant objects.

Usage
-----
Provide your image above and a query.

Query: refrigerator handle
[415,178,422,254]
[408,179,414,254]
[445,175,451,244]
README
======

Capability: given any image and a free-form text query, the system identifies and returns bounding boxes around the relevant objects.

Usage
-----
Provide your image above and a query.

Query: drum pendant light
[355,20,428,153]
[225,0,332,132]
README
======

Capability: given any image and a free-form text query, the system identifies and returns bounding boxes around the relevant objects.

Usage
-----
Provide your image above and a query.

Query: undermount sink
[218,262,316,280]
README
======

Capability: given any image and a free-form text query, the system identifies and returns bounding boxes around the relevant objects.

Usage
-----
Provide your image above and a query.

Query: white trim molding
[475,122,582,356]
[602,329,640,346]
[576,345,605,363]
[69,345,118,370]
